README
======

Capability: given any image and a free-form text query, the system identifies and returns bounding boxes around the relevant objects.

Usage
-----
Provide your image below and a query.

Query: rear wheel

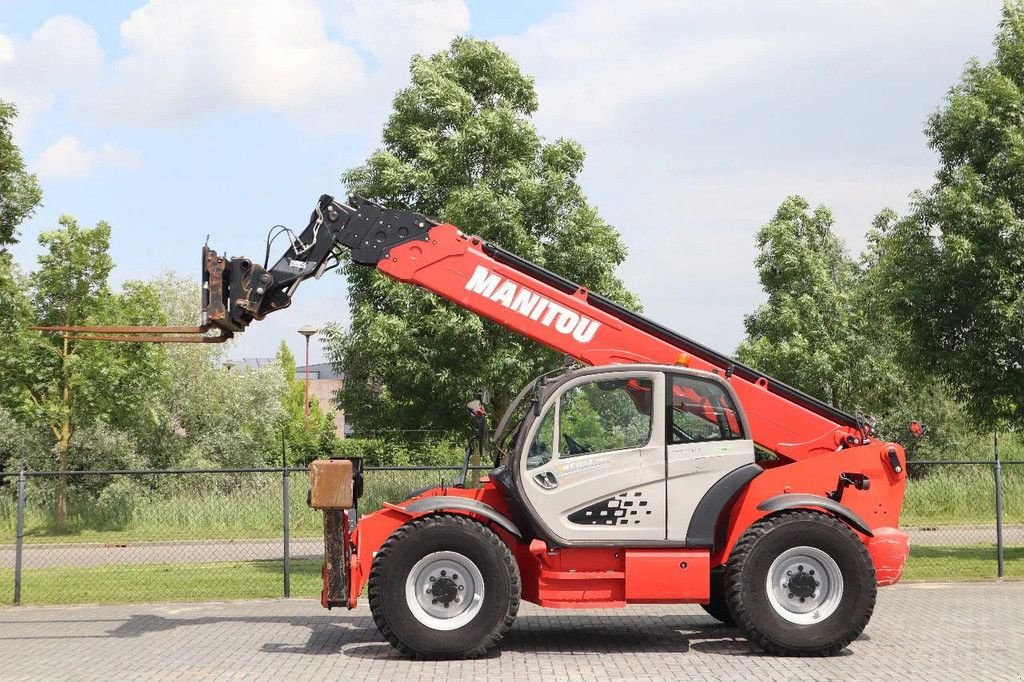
[368,514,521,659]
[725,510,876,656]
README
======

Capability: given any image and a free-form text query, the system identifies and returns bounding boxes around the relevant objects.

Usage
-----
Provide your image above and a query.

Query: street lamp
[298,325,318,429]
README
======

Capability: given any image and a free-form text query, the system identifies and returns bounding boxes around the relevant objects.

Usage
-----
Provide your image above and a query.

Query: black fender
[687,463,763,550]
[404,496,523,540]
[757,493,874,537]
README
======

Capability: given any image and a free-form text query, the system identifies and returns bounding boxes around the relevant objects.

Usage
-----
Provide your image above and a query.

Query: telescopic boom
[202,195,869,461]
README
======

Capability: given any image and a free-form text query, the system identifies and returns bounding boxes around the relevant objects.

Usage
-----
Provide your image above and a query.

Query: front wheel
[725,510,876,656]
[368,514,521,659]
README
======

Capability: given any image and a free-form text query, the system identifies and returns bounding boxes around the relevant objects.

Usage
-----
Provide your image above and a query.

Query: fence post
[994,430,1004,579]
[14,468,26,605]
[282,435,291,598]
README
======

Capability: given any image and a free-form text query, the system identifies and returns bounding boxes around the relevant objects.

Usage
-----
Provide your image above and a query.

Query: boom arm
[204,195,869,461]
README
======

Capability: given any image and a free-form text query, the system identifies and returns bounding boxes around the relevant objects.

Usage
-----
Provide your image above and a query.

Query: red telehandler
[45,195,911,658]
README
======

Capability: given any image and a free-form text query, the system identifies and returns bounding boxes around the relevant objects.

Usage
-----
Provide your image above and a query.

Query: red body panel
[345,445,909,609]
[624,549,710,602]
[712,441,909,582]
[867,527,911,586]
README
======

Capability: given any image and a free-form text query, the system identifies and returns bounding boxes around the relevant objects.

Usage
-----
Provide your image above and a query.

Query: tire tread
[724,510,876,656]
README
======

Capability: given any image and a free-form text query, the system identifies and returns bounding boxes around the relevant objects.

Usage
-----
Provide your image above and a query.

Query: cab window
[670,375,743,444]
[559,378,653,457]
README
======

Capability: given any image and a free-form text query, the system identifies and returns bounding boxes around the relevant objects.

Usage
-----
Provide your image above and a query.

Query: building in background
[298,362,347,438]
[239,358,347,438]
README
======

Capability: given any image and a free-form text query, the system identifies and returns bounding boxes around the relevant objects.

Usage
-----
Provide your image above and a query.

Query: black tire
[700,568,735,626]
[725,510,876,656]
[368,514,521,659]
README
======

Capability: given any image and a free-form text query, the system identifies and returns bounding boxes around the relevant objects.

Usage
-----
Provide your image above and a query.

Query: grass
[0,558,323,606]
[0,469,453,545]
[2,466,1017,546]
[902,463,1023,526]
[903,545,1024,581]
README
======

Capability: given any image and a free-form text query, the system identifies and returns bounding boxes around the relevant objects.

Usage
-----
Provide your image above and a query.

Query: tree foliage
[737,197,862,407]
[2,216,165,528]
[139,272,288,469]
[327,37,639,440]
[0,99,42,246]
[0,406,46,477]
[0,252,34,412]
[21,218,164,428]
[737,197,974,457]
[871,1,1024,427]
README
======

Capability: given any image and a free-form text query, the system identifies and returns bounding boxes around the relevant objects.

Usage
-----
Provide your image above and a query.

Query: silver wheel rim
[405,551,485,631]
[766,546,843,625]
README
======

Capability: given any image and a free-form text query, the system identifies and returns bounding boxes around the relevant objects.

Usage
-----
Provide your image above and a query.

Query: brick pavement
[0,582,1021,681]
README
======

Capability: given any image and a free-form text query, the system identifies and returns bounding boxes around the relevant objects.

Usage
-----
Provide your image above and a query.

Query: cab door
[519,369,666,543]
[664,373,755,542]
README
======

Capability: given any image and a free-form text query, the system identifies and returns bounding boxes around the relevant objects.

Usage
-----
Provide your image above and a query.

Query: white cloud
[498,0,995,133]
[80,0,468,129]
[328,0,470,67]
[3,1,468,133]
[0,34,14,65]
[12,15,104,88]
[0,15,104,142]
[35,135,142,181]
[500,3,782,130]
[0,15,103,90]
[87,0,364,126]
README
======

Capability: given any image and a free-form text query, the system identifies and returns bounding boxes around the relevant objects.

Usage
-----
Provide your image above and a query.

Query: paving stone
[0,582,1021,680]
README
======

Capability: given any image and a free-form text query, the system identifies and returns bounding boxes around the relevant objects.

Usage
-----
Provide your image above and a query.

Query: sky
[0,0,1005,366]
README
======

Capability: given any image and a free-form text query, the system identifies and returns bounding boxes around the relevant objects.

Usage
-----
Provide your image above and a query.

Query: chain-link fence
[901,460,1022,581]
[0,465,474,605]
[0,459,1020,605]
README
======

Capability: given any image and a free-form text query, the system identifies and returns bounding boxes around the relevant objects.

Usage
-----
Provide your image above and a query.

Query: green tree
[326,37,639,443]
[275,340,339,466]
[11,216,164,530]
[737,196,863,408]
[0,99,43,246]
[736,197,974,457]
[870,2,1024,427]
[0,99,41,414]
[0,252,35,411]
[0,406,46,477]
[141,271,288,469]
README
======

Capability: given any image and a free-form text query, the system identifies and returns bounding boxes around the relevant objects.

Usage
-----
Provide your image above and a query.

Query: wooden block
[323,509,349,607]
[309,459,354,509]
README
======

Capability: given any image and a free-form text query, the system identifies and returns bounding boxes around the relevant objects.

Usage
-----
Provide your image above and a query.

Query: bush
[0,407,48,475]
[91,477,140,530]
[333,437,465,467]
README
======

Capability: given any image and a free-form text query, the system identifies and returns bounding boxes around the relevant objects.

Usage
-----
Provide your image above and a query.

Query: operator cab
[492,364,756,546]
